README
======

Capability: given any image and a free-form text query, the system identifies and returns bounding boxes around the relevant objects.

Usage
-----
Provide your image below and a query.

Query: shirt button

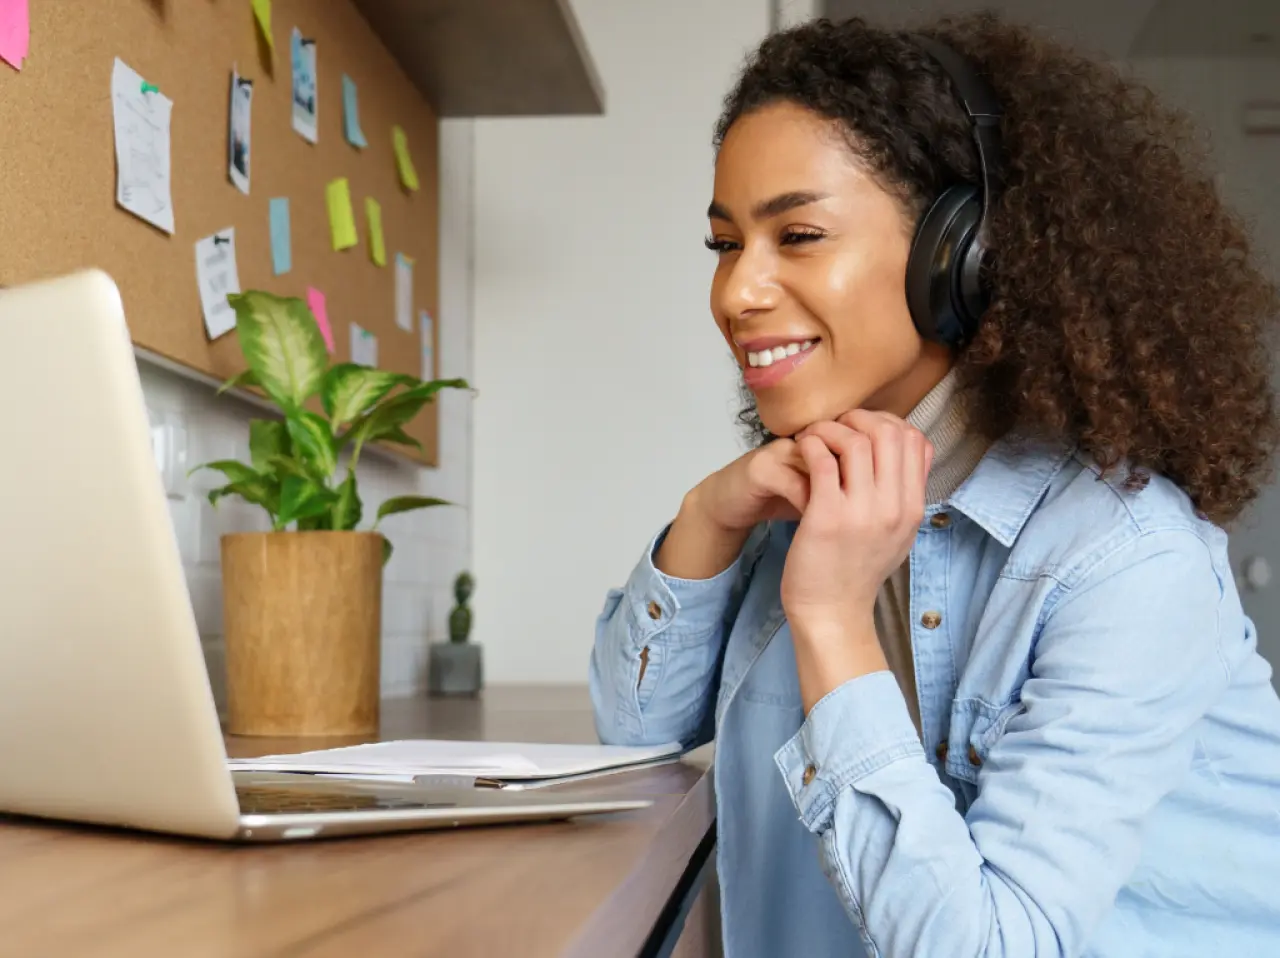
[920,610,943,629]
[646,601,662,620]
[802,763,817,786]
[930,512,951,529]
[968,745,982,767]
[935,741,949,762]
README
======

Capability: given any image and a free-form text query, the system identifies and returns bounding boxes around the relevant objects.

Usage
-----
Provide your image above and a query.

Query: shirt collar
[945,436,1077,547]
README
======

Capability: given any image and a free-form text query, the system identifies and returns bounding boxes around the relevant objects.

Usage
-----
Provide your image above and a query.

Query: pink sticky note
[306,287,334,353]
[0,0,30,71]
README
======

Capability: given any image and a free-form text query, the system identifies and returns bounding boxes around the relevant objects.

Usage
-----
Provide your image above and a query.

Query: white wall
[142,118,476,710]
[471,0,771,682]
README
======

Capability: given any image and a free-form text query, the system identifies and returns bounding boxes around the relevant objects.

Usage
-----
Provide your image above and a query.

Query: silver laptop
[0,270,649,841]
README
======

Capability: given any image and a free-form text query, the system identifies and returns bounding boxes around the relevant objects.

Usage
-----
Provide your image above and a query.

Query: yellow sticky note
[365,197,386,267]
[326,178,358,251]
[250,0,273,51]
[392,125,420,192]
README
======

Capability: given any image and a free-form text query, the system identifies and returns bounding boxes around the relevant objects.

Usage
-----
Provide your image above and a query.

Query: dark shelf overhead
[353,0,606,117]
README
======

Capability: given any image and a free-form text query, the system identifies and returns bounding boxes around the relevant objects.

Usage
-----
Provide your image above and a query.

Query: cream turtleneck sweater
[874,369,988,735]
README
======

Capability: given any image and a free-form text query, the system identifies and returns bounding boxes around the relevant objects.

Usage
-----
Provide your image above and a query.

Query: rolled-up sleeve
[590,524,761,749]
[774,528,1232,957]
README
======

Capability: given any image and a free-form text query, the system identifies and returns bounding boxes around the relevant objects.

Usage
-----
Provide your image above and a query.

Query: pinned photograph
[290,28,318,144]
[228,68,253,194]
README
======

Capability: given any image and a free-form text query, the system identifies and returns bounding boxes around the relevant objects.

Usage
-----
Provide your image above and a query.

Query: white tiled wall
[143,119,475,710]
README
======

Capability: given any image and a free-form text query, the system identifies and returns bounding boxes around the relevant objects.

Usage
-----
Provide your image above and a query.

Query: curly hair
[716,14,1279,523]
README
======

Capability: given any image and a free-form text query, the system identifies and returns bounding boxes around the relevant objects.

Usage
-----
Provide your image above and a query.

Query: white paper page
[228,67,252,194]
[111,58,175,234]
[290,28,318,143]
[350,322,378,367]
[227,739,682,781]
[394,253,413,332]
[195,228,241,340]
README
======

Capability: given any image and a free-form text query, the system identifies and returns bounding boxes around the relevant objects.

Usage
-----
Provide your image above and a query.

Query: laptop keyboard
[236,784,457,815]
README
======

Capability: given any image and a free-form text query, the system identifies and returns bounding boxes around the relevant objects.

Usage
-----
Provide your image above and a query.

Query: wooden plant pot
[221,531,383,736]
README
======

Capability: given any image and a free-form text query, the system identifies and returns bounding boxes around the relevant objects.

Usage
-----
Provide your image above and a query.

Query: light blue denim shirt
[590,438,1280,958]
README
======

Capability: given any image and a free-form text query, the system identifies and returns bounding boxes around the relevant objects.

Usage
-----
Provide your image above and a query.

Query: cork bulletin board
[0,0,442,464]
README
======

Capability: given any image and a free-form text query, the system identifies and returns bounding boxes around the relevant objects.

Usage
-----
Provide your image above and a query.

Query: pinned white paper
[290,28,318,143]
[350,322,378,368]
[111,58,174,234]
[394,252,413,332]
[194,228,241,340]
[228,67,253,194]
[420,310,435,380]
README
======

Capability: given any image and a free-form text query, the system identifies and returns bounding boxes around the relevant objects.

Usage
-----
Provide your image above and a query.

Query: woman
[590,14,1280,958]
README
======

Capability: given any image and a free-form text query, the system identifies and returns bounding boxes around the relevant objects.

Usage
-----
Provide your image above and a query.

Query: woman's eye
[780,229,824,246]
[704,236,740,253]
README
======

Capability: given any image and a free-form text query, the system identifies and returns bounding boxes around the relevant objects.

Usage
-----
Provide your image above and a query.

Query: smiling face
[708,101,953,438]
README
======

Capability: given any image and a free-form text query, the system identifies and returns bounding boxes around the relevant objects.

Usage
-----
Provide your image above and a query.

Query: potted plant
[193,290,468,737]
[428,572,482,696]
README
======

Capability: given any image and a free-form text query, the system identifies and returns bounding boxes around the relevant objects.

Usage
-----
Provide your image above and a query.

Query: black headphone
[904,35,1005,349]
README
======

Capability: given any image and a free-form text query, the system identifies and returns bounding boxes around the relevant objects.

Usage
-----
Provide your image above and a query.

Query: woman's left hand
[780,410,932,648]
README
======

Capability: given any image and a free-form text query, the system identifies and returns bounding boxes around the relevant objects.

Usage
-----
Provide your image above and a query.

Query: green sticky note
[392,125,419,192]
[326,178,358,251]
[250,0,273,51]
[365,197,386,267]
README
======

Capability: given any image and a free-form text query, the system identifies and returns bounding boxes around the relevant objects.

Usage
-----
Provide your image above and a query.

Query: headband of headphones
[908,34,1005,240]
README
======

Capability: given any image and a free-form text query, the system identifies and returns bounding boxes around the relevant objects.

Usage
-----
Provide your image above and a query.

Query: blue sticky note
[269,197,292,275]
[342,74,367,149]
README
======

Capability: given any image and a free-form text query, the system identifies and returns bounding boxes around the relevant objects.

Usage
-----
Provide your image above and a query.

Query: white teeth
[744,339,818,369]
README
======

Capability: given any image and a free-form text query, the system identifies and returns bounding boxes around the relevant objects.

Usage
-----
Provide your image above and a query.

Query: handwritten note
[251,0,273,52]
[290,28,317,143]
[0,0,29,71]
[394,253,413,332]
[111,58,174,234]
[269,197,291,275]
[326,177,357,251]
[350,323,378,368]
[306,287,334,353]
[343,75,367,148]
[420,310,435,381]
[366,198,386,267]
[228,68,253,194]
[195,229,241,340]
[392,125,419,192]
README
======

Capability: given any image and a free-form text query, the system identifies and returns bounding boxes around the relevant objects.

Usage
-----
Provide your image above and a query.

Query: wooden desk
[0,686,720,958]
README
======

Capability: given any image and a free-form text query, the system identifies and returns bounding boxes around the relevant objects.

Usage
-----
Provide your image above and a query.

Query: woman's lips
[741,341,819,390]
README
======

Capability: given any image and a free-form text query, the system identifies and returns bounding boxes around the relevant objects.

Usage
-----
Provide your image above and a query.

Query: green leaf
[297,514,330,531]
[376,495,451,524]
[348,379,469,448]
[249,420,289,473]
[379,426,423,452]
[277,475,337,529]
[382,535,393,565]
[191,459,259,484]
[217,368,259,396]
[265,455,319,483]
[331,472,362,531]
[286,411,338,478]
[228,291,329,411]
[321,364,411,428]
[207,475,279,516]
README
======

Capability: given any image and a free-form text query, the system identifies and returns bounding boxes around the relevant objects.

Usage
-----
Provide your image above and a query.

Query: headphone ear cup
[905,185,982,348]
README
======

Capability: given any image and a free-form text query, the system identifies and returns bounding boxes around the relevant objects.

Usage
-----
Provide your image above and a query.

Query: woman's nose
[717,244,781,319]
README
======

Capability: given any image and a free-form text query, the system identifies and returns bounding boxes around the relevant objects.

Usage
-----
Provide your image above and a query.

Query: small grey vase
[428,572,482,697]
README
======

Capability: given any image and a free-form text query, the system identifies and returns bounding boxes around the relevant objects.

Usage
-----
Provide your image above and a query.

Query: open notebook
[228,740,685,790]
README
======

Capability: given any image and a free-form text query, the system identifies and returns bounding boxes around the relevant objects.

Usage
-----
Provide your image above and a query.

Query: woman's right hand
[654,440,810,580]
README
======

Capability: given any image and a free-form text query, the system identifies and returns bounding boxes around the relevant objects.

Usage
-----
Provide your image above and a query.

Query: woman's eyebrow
[706,190,831,223]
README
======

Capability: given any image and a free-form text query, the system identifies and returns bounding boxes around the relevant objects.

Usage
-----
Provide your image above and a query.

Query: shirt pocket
[945,697,1026,785]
